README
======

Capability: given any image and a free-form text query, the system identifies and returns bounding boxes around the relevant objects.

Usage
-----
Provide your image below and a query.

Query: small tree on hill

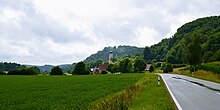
[50,66,63,75]
[73,62,90,75]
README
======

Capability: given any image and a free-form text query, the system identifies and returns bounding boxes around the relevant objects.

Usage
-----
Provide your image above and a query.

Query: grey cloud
[0,0,92,44]
[1,0,220,65]
[93,20,135,43]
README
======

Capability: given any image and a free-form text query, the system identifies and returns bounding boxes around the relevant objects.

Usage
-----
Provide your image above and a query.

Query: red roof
[99,64,108,71]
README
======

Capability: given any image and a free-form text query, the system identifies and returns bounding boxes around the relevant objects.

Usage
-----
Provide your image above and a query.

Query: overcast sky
[0,0,220,65]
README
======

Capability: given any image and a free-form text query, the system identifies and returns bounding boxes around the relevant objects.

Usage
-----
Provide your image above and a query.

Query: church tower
[108,51,113,63]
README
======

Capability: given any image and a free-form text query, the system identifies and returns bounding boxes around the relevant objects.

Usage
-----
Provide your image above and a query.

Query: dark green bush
[163,64,173,73]
[101,70,108,74]
[0,71,6,75]
[8,68,38,75]
[155,63,162,68]
[200,64,220,74]
[149,65,154,72]
[172,64,186,68]
[73,62,90,75]
[50,66,63,75]
[189,65,199,72]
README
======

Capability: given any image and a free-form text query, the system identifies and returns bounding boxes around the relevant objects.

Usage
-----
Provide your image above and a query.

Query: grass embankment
[176,70,220,83]
[0,74,143,109]
[129,73,176,110]
[174,61,220,83]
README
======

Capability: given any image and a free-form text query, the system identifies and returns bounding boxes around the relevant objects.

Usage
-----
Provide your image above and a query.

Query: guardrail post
[158,76,160,85]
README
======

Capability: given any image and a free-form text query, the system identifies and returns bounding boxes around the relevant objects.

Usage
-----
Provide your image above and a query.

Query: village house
[145,64,152,71]
[91,51,113,74]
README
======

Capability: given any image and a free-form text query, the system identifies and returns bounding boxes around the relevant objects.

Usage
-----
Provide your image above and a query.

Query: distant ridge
[84,45,144,62]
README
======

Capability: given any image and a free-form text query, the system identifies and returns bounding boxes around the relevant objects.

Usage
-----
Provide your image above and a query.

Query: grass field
[0,74,144,109]
[129,73,176,110]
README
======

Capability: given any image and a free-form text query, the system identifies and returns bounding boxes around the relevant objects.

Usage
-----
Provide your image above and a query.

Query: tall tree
[133,57,146,73]
[119,58,131,73]
[107,63,114,73]
[143,46,153,62]
[50,66,63,75]
[183,32,202,71]
[73,62,90,75]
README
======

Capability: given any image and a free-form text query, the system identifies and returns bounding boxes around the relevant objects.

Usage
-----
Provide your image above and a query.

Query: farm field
[0,74,144,109]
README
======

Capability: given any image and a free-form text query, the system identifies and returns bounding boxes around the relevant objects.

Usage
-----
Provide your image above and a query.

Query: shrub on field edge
[189,65,200,72]
[172,64,186,68]
[0,71,6,75]
[163,64,173,73]
[101,70,108,74]
[73,62,90,75]
[149,65,154,72]
[7,67,38,75]
[50,66,64,75]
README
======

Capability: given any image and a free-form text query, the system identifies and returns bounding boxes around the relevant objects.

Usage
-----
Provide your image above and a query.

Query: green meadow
[0,74,143,109]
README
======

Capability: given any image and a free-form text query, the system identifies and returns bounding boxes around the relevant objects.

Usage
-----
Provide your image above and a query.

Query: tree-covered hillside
[144,16,220,63]
[0,62,25,71]
[84,45,144,62]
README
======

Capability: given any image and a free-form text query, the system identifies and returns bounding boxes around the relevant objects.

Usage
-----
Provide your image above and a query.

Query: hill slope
[84,45,144,62]
[144,16,220,63]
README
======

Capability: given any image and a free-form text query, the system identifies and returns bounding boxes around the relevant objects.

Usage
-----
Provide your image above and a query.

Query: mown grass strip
[88,74,149,110]
[129,73,176,110]
[89,73,176,110]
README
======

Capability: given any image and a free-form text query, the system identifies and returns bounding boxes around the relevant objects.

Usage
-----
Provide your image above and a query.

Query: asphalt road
[160,74,220,110]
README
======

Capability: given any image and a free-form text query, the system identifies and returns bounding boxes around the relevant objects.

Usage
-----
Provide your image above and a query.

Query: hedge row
[7,68,38,75]
[200,64,220,74]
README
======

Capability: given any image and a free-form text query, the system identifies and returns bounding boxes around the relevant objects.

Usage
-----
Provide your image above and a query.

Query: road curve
[160,74,220,110]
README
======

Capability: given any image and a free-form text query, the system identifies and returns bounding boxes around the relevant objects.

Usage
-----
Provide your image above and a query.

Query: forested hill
[84,45,144,62]
[144,16,220,63]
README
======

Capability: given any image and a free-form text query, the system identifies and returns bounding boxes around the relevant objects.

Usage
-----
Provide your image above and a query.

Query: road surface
[160,74,220,110]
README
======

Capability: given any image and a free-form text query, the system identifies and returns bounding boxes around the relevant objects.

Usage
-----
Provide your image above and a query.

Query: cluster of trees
[106,57,146,73]
[48,62,90,75]
[49,55,148,75]
[7,66,40,75]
